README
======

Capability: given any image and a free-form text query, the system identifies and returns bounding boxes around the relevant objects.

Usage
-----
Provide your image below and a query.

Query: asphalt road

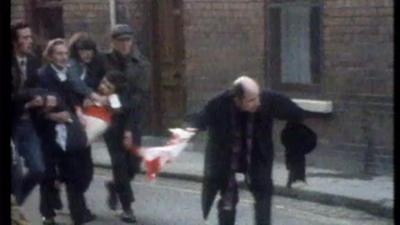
[21,169,393,225]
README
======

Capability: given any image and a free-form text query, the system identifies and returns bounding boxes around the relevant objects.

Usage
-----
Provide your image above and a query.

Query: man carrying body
[101,24,151,223]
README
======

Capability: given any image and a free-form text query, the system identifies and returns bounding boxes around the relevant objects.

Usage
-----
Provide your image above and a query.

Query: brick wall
[10,0,393,174]
[183,0,266,113]
[318,0,393,174]
[115,0,151,56]
[62,0,149,53]
[62,0,112,51]
[11,0,25,22]
[183,0,393,175]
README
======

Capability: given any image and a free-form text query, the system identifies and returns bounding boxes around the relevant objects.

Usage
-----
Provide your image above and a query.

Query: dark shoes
[105,181,118,210]
[42,217,59,225]
[120,209,137,224]
[74,211,97,225]
[53,194,63,211]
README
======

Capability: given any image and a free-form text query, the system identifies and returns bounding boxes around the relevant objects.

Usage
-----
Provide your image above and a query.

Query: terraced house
[11,0,393,175]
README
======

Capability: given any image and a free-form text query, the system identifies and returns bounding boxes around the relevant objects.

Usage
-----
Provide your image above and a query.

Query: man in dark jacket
[11,21,48,205]
[187,76,305,225]
[101,24,151,223]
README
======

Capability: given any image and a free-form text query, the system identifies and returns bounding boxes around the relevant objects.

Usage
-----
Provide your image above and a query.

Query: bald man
[186,76,305,225]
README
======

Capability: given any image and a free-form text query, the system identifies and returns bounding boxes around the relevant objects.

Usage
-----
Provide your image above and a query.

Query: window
[267,1,322,90]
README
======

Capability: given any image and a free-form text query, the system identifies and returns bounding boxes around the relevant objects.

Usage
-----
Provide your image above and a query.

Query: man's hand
[185,127,198,133]
[90,92,109,106]
[24,95,44,109]
[123,130,134,150]
[45,95,58,109]
[83,98,95,108]
[46,111,73,123]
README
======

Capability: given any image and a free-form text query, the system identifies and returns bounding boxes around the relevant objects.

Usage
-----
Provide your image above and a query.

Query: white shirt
[50,64,68,82]
[16,56,27,82]
[80,65,87,80]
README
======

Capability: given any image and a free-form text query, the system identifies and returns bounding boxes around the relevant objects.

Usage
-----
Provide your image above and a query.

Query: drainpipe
[362,109,375,176]
[109,0,116,27]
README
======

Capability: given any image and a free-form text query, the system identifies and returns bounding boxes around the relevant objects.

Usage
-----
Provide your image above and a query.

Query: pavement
[91,136,394,219]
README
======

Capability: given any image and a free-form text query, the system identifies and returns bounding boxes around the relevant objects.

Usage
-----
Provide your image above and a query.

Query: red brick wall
[62,0,112,51]
[183,0,393,174]
[183,0,266,112]
[10,0,393,174]
[62,0,149,52]
[315,0,393,174]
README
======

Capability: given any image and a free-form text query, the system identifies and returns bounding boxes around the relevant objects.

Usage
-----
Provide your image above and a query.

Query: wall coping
[292,98,333,114]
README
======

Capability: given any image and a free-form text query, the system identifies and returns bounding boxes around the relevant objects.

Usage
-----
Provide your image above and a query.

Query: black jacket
[189,90,304,219]
[11,54,44,124]
[67,57,105,101]
[32,64,87,152]
[100,50,151,146]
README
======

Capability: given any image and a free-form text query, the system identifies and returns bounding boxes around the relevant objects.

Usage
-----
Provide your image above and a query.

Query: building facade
[11,0,393,175]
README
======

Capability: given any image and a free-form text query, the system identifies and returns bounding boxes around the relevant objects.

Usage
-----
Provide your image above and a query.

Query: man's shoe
[73,212,96,225]
[42,217,58,225]
[120,210,137,223]
[82,211,96,223]
[291,181,307,189]
[105,181,118,210]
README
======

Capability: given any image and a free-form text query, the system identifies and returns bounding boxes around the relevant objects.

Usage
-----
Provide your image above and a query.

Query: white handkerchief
[55,123,68,151]
[168,128,196,140]
[109,94,122,109]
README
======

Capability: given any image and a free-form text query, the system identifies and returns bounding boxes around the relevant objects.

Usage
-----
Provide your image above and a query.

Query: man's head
[97,71,127,96]
[43,38,69,68]
[231,75,261,113]
[11,21,33,56]
[111,24,136,56]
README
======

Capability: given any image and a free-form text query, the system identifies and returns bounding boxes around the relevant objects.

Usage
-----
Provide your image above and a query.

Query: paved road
[21,169,393,225]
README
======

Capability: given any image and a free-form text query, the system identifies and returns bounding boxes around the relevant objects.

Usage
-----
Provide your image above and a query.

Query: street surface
[21,168,393,225]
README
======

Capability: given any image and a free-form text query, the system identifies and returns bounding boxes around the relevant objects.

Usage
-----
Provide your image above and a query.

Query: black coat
[100,50,151,146]
[11,54,44,124]
[189,90,304,219]
[32,64,87,152]
[67,57,105,101]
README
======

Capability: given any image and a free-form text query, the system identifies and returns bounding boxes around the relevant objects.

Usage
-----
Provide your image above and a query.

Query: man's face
[97,77,116,96]
[112,37,134,56]
[51,44,69,68]
[78,49,94,64]
[15,27,33,55]
[236,91,261,113]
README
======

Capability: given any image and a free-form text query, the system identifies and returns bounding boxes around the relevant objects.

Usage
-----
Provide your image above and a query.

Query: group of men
[11,22,149,225]
[11,20,316,225]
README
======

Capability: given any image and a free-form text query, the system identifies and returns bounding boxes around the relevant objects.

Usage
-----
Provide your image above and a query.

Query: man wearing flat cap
[181,75,317,225]
[100,24,151,223]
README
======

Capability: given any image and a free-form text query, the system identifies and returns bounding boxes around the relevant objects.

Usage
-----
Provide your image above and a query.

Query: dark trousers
[12,118,45,205]
[40,143,93,223]
[285,153,306,187]
[104,131,141,211]
[218,163,273,225]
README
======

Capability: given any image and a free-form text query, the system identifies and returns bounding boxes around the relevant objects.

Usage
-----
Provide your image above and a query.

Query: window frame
[266,0,324,92]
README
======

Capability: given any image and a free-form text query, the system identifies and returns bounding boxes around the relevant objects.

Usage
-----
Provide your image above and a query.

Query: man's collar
[50,64,68,73]
[16,55,27,63]
[111,49,139,62]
